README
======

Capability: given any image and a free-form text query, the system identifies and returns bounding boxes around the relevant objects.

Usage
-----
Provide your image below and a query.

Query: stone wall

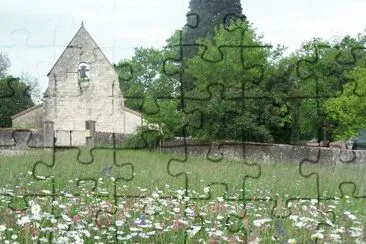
[161,139,366,165]
[0,128,128,150]
[55,130,87,146]
[0,129,44,150]
[95,132,127,146]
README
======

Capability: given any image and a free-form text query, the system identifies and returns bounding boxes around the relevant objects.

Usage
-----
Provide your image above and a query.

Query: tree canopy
[0,53,35,128]
[117,6,366,145]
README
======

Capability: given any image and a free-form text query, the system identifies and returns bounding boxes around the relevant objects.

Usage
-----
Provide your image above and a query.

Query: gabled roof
[47,22,117,77]
[124,107,142,117]
[11,104,43,120]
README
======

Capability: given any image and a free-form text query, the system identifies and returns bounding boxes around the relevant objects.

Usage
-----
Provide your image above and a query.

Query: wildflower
[185,208,195,216]
[73,214,82,223]
[350,227,362,237]
[31,204,41,215]
[116,220,124,227]
[101,165,113,175]
[39,237,48,243]
[139,213,146,226]
[0,225,5,232]
[310,199,318,205]
[287,239,296,243]
[187,226,202,237]
[336,226,345,233]
[311,231,324,240]
[57,223,69,230]
[217,197,224,202]
[203,187,210,193]
[173,207,180,213]
[154,223,163,230]
[329,233,341,240]
[292,221,304,229]
[289,215,298,221]
[75,236,83,244]
[61,214,72,223]
[344,212,357,220]
[83,230,91,237]
[17,216,31,226]
[253,218,272,227]
[11,234,17,240]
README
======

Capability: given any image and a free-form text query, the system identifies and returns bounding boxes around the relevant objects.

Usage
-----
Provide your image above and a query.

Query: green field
[0,149,365,243]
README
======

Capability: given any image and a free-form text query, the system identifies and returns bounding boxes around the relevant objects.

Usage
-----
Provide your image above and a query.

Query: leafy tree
[324,67,366,140]
[293,35,366,141]
[0,53,10,79]
[0,54,35,128]
[182,0,245,91]
[0,76,34,128]
[116,43,183,139]
[185,20,295,143]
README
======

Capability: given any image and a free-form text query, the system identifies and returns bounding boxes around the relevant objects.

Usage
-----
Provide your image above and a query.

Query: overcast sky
[1,0,366,93]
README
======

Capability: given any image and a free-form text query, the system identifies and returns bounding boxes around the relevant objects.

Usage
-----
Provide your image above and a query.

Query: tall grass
[0,148,365,243]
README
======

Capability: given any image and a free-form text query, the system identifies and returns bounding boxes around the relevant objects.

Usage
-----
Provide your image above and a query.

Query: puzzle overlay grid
[1,12,366,243]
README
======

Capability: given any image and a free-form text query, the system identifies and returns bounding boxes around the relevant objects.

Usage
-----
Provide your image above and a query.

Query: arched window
[78,62,89,81]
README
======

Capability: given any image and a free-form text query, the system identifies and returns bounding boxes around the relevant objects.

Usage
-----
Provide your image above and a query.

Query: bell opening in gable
[78,62,90,81]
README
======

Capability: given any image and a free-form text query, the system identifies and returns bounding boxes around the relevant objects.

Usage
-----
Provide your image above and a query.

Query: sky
[1,0,366,94]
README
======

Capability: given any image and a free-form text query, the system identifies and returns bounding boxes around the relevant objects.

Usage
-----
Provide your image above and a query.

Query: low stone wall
[0,128,128,151]
[95,132,127,146]
[161,139,366,165]
[0,129,44,150]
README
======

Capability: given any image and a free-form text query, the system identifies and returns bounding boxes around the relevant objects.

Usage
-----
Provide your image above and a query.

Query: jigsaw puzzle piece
[31,145,133,198]
[0,129,43,149]
[296,43,366,100]
[164,27,271,101]
[300,149,366,201]
[167,141,260,201]
[243,147,321,218]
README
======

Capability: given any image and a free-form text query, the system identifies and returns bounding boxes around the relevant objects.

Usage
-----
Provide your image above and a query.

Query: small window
[78,62,89,81]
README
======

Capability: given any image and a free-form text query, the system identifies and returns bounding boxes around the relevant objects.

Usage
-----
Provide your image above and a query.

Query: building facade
[12,23,142,146]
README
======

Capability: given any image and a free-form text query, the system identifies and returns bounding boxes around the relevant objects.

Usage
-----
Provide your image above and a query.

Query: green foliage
[115,8,366,145]
[325,67,366,140]
[116,43,183,139]
[0,76,34,128]
[294,36,366,140]
[123,126,161,150]
[185,21,294,143]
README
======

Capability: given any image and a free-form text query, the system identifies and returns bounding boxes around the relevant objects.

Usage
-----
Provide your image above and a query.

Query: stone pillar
[85,120,96,147]
[43,121,54,148]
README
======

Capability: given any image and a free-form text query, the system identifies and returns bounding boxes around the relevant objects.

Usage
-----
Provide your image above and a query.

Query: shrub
[123,126,161,150]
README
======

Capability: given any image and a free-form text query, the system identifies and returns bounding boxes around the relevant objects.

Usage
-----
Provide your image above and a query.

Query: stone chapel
[11,23,142,145]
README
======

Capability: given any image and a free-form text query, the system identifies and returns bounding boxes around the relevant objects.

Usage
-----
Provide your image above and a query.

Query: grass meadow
[0,148,365,243]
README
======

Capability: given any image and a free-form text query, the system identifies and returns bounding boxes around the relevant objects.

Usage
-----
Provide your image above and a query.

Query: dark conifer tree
[183,0,245,58]
[181,0,245,91]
